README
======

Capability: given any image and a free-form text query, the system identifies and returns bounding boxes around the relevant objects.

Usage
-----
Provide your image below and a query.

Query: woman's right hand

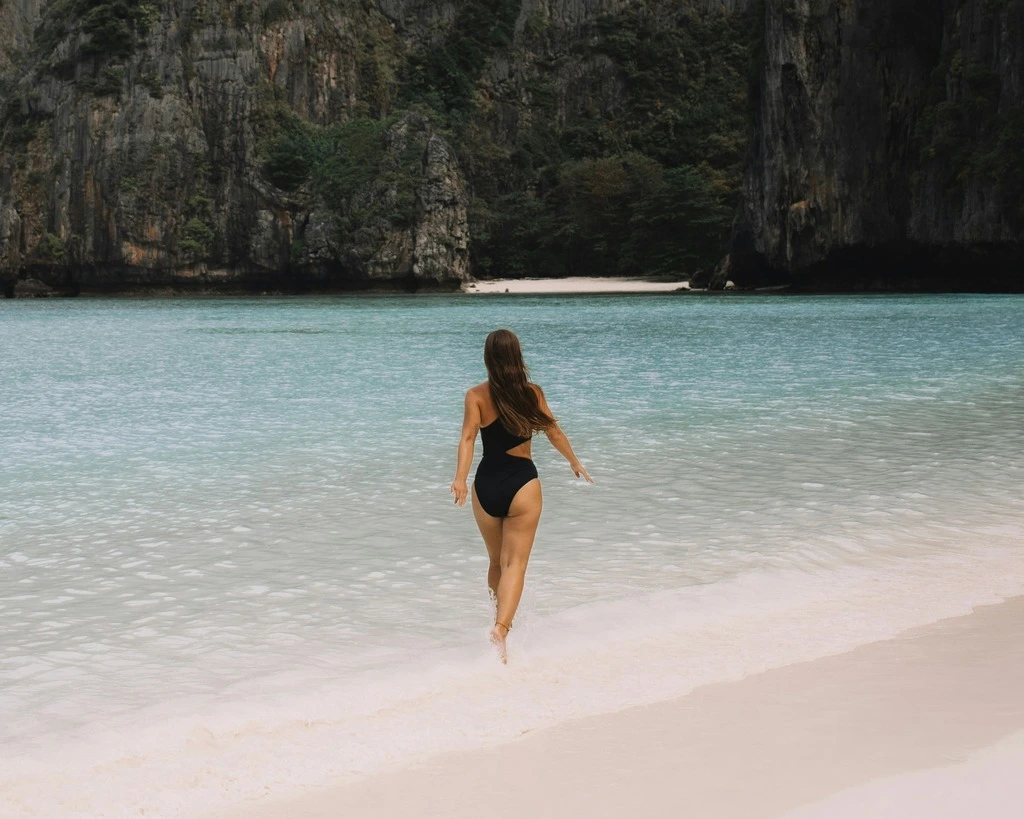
[450,480,469,507]
[571,462,594,483]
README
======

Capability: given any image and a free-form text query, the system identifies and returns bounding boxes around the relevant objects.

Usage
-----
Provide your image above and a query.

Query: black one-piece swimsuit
[474,419,538,518]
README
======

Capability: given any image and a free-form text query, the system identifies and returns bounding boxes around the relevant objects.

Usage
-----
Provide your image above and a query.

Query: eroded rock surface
[733,0,1024,291]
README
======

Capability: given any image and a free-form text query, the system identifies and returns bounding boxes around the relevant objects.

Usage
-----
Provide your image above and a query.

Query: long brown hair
[484,329,556,437]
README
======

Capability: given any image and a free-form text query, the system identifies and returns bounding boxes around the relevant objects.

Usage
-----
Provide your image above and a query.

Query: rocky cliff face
[1,0,764,294]
[0,0,475,293]
[3,0,1020,294]
[730,0,1024,291]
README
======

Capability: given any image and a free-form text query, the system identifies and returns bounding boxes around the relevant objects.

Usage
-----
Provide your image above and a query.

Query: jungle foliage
[916,42,1024,224]
[399,0,521,121]
[251,1,762,277]
[260,102,424,232]
[35,0,158,61]
[466,5,763,278]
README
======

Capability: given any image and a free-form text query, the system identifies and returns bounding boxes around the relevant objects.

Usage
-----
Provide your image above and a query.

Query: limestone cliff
[1,0,474,293]
[730,0,1024,291]
[0,0,764,293]
[3,0,1020,294]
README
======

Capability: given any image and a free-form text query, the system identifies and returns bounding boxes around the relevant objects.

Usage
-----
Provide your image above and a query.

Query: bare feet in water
[490,621,510,664]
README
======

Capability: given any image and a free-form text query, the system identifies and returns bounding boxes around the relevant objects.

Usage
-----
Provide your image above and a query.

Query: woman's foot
[490,621,510,664]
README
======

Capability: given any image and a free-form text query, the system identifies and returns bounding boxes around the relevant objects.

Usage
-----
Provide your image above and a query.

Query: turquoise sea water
[2,294,1023,817]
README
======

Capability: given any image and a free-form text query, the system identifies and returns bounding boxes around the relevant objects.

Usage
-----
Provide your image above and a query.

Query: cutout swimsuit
[474,419,538,518]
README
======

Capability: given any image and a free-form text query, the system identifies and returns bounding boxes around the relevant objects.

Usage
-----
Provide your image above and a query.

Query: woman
[450,329,593,662]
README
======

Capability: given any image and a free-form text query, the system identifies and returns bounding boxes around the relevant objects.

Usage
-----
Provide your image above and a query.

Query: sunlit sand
[208,596,1024,819]
[462,276,690,294]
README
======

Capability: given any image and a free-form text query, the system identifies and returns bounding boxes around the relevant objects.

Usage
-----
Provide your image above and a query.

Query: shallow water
[1,294,1022,817]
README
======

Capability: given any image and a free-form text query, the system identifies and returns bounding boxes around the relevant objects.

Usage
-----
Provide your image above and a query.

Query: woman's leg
[492,479,542,661]
[471,484,504,602]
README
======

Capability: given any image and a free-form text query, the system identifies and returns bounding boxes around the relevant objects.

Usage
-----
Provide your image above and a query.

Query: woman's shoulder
[466,382,490,407]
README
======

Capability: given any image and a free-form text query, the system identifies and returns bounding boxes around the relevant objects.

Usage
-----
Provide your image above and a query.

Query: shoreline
[209,595,1024,819]
[6,277,1024,298]
[3,276,691,298]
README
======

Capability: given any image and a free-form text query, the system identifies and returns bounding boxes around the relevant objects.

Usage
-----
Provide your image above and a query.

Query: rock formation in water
[728,0,1024,291]
[0,0,1021,294]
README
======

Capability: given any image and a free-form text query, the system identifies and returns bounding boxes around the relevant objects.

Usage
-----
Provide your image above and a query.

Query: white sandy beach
[209,596,1024,819]
[462,276,690,294]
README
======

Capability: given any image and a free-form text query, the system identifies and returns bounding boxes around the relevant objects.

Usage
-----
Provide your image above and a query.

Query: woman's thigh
[471,483,504,564]
[501,479,542,567]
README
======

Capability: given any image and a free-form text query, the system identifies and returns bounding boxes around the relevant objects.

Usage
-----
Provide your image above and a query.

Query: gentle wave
[3,539,1022,819]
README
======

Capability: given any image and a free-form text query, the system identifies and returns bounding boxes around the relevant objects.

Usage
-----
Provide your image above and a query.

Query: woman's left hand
[450,480,469,507]
[571,462,594,484]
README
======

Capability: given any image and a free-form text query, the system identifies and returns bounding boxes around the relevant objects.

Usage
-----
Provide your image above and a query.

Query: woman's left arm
[450,391,480,507]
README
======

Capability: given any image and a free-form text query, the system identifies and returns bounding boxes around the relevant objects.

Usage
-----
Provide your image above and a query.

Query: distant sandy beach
[462,276,690,294]
[209,596,1024,819]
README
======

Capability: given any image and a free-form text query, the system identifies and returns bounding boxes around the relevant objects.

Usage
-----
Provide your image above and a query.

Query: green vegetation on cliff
[36,0,157,63]
[247,1,762,279]
[400,0,520,120]
[178,195,216,261]
[914,5,1024,225]
[466,4,763,278]
[262,106,387,199]
[38,232,66,260]
[260,101,424,233]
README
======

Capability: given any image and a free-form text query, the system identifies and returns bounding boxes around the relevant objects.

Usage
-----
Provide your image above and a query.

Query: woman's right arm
[451,390,481,506]
[534,386,594,483]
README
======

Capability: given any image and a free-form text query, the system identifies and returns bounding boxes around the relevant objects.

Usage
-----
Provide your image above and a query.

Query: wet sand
[210,596,1024,819]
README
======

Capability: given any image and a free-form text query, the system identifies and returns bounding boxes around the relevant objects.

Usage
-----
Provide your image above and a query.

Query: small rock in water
[13,278,54,297]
